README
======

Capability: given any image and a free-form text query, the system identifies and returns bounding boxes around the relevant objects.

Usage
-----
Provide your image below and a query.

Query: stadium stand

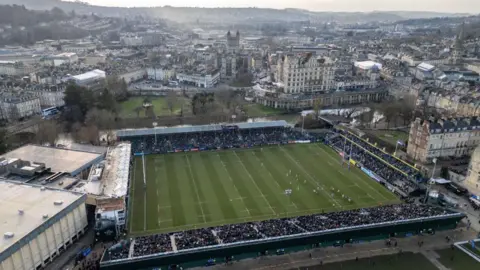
[105,203,455,260]
[326,133,419,196]
[99,122,465,270]
[117,121,319,155]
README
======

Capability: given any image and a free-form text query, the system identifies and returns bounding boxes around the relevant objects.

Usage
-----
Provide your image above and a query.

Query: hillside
[0,0,472,23]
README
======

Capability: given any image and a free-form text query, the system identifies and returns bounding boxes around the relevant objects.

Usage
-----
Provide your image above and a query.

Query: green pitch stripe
[208,153,252,220]
[174,154,207,226]
[195,152,240,221]
[145,157,160,230]
[308,144,398,203]
[220,152,269,217]
[253,148,311,211]
[235,150,288,214]
[130,157,145,232]
[164,155,188,227]
[266,146,335,208]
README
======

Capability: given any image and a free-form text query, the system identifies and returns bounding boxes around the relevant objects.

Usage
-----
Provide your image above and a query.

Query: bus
[42,107,59,118]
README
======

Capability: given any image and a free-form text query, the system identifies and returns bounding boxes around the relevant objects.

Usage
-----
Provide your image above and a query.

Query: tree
[344,107,362,119]
[85,108,116,131]
[166,91,177,115]
[381,103,400,128]
[440,166,449,179]
[399,95,416,125]
[63,83,92,123]
[35,120,60,146]
[106,75,128,101]
[96,88,118,114]
[0,128,8,154]
[313,98,322,120]
[74,125,99,145]
[360,108,375,127]
[133,106,142,118]
[8,106,19,122]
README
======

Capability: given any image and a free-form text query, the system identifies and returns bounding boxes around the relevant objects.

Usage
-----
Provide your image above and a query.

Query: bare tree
[8,106,19,122]
[35,120,60,146]
[359,109,375,128]
[399,95,416,125]
[313,98,321,120]
[382,103,400,128]
[216,90,235,113]
[133,106,142,118]
[76,125,99,145]
[85,108,115,131]
[166,90,177,115]
[344,107,362,119]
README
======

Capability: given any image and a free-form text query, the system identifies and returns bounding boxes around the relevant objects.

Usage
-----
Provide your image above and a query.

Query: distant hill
[0,0,472,23]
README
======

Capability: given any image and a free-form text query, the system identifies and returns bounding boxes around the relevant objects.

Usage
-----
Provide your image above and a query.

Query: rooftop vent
[4,232,14,239]
[53,200,63,206]
[42,214,49,219]
[18,209,24,215]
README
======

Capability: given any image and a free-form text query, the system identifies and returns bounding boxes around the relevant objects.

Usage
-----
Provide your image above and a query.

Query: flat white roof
[82,143,131,197]
[2,145,102,175]
[55,52,77,58]
[0,60,16,64]
[72,69,106,82]
[354,61,382,70]
[417,62,435,72]
[0,182,83,254]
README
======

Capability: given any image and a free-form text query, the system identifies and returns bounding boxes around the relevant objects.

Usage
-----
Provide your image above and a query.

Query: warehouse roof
[1,145,103,176]
[0,181,84,256]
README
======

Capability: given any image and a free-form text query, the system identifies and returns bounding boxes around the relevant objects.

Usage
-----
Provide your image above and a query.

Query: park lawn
[298,252,438,270]
[436,247,480,270]
[245,103,286,117]
[119,97,185,118]
[129,143,399,236]
[367,130,409,146]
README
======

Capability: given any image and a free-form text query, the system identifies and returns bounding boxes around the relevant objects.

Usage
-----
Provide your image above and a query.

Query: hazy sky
[74,0,480,13]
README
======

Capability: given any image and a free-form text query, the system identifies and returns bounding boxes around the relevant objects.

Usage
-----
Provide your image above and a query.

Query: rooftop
[0,181,83,255]
[77,143,131,198]
[1,145,103,176]
[71,69,106,82]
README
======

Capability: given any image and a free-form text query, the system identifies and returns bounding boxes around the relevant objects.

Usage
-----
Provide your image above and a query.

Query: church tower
[450,22,465,65]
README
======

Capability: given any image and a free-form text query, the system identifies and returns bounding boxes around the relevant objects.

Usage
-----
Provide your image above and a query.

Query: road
[6,116,42,135]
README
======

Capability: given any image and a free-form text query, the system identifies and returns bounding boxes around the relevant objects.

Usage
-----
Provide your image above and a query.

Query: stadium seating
[124,127,318,155]
[104,126,448,262]
[106,204,450,260]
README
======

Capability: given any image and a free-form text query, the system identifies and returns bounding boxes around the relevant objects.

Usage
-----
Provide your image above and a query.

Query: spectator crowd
[326,132,419,195]
[126,127,318,154]
[103,127,456,262]
[106,204,451,260]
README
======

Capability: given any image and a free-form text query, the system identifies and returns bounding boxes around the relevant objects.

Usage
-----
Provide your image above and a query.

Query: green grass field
[436,247,480,270]
[366,130,409,146]
[129,144,399,236]
[119,97,185,118]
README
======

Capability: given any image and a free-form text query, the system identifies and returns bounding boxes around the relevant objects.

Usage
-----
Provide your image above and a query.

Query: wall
[1,204,88,270]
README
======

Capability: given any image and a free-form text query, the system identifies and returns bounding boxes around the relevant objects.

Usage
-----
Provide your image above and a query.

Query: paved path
[193,229,477,270]
[421,250,451,270]
[44,228,94,270]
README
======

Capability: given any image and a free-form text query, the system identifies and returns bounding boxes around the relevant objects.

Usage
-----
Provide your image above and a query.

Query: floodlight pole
[153,122,158,145]
[424,158,437,203]
[301,114,305,133]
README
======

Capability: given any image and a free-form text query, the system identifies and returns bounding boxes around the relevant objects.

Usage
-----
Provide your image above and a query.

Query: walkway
[193,228,477,270]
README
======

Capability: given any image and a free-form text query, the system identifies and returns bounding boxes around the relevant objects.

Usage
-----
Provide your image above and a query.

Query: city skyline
[69,0,480,13]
